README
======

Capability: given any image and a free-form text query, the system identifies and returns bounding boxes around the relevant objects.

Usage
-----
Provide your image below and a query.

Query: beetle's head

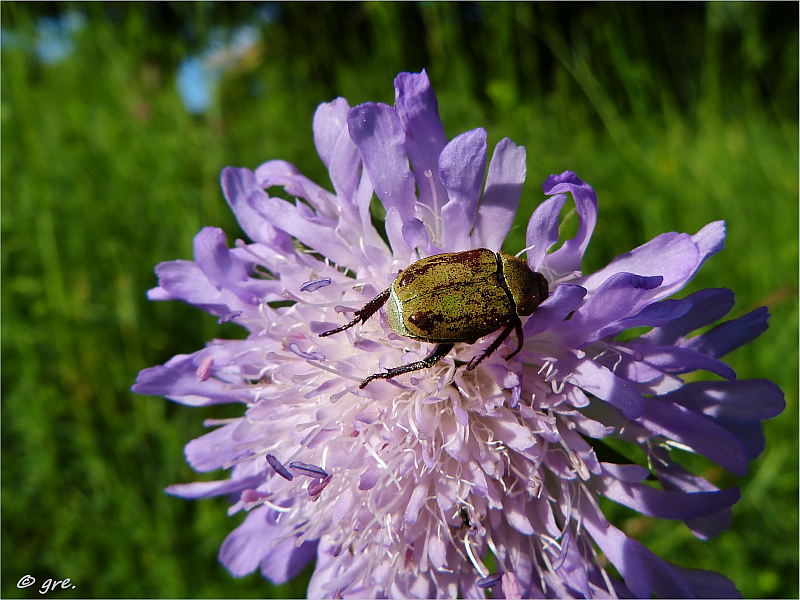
[500,254,549,316]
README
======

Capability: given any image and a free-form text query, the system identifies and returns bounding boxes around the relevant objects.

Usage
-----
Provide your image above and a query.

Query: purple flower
[133,70,784,598]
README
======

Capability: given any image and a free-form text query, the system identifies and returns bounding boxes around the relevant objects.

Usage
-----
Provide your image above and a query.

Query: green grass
[2,3,797,598]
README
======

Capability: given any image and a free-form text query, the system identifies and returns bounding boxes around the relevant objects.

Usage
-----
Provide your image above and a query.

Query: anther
[266,454,294,481]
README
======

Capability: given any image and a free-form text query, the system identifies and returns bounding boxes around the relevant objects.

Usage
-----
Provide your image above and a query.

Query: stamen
[476,573,503,589]
[300,277,332,292]
[218,310,244,324]
[308,474,333,499]
[287,343,326,361]
[289,461,329,479]
[551,531,571,571]
[464,534,489,578]
[423,169,442,243]
[514,243,536,259]
[551,375,570,394]
[266,454,294,481]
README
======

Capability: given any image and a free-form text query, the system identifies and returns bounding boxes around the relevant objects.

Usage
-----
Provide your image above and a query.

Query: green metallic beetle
[319,248,549,388]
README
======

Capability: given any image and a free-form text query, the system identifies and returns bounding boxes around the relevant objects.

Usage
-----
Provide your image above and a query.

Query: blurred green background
[2,2,797,598]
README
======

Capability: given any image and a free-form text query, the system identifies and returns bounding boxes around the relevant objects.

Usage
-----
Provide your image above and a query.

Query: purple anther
[217,310,243,324]
[266,454,294,481]
[287,343,326,361]
[476,573,503,589]
[300,278,332,292]
[308,474,333,498]
[289,461,329,479]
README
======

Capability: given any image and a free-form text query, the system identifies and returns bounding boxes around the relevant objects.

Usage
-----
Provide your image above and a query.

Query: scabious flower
[133,70,784,598]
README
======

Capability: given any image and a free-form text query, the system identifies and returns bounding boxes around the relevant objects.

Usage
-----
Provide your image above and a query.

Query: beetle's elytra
[319,248,549,388]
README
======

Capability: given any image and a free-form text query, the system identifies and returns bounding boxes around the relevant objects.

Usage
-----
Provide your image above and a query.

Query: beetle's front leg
[359,343,455,388]
[466,316,523,371]
[319,288,390,337]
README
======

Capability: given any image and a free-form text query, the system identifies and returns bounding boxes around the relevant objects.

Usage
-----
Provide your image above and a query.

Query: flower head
[133,70,784,598]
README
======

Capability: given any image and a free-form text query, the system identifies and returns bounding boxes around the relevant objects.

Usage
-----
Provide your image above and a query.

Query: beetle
[319,248,549,388]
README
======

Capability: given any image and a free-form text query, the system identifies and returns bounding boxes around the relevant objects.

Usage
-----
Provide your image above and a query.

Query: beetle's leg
[466,316,523,371]
[503,318,525,360]
[359,343,455,388]
[319,288,390,337]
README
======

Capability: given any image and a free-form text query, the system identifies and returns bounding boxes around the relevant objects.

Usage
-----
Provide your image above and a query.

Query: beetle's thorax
[497,252,549,316]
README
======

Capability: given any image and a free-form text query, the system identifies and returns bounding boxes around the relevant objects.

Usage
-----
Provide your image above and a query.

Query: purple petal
[671,566,742,599]
[347,102,415,221]
[186,422,255,472]
[691,220,726,271]
[220,505,311,581]
[600,462,649,482]
[522,283,586,337]
[582,510,652,598]
[540,172,598,279]
[598,465,740,519]
[219,507,277,577]
[384,206,414,258]
[247,194,353,268]
[551,532,570,571]
[639,397,749,475]
[570,358,644,418]
[438,128,487,250]
[393,70,448,213]
[501,572,522,599]
[165,475,264,499]
[132,364,245,407]
[682,306,769,358]
[260,537,318,586]
[715,418,768,461]
[404,481,430,523]
[193,227,250,289]
[328,124,363,207]
[584,503,738,598]
[642,288,735,346]
[152,260,227,312]
[580,234,698,304]
[471,138,526,252]
[221,167,291,249]
[627,343,737,380]
[556,272,663,347]
[662,379,785,421]
[592,298,693,341]
[313,97,350,168]
[594,351,685,395]
[195,354,213,381]
[255,159,337,218]
[650,447,735,539]
[525,193,567,273]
